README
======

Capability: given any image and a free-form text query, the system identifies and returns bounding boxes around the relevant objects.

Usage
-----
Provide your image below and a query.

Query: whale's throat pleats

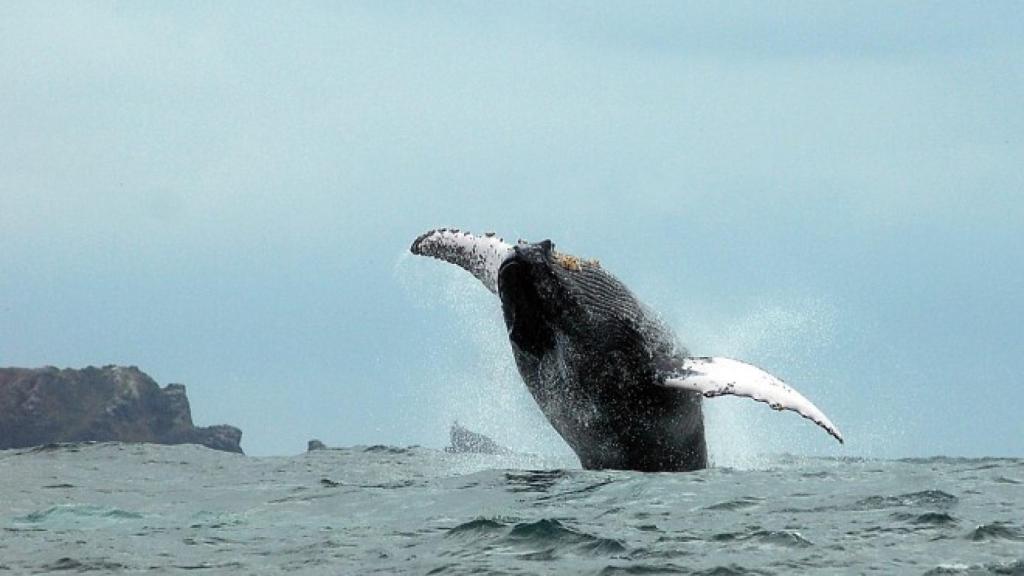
[549,261,686,363]
[556,264,643,330]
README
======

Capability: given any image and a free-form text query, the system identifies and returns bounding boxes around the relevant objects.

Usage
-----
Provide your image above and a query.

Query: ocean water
[1,443,1021,575]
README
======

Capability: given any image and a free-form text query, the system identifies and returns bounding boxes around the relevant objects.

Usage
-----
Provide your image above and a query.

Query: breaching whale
[411,228,843,472]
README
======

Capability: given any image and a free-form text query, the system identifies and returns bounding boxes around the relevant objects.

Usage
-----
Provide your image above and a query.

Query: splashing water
[674,299,844,469]
[395,252,574,460]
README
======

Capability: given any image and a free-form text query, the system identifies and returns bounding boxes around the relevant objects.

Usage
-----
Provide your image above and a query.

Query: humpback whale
[411,228,843,472]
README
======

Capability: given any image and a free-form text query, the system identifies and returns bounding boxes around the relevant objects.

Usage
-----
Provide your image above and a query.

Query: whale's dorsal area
[664,357,844,443]
[410,228,844,460]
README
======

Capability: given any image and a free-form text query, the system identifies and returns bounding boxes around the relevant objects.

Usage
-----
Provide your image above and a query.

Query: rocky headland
[0,365,242,453]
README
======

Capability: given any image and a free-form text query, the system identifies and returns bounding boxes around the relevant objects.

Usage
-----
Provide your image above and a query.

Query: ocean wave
[703,496,765,511]
[14,504,144,525]
[921,559,1024,575]
[854,490,959,510]
[966,522,1024,542]
[712,528,813,548]
[3,442,1022,575]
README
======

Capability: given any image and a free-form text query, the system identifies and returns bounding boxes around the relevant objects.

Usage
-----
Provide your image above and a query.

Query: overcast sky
[2,2,1021,461]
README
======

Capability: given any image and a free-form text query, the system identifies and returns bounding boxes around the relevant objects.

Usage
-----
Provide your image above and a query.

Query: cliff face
[0,366,242,454]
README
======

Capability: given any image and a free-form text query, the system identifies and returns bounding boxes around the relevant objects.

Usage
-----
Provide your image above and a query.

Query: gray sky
[2,2,1022,460]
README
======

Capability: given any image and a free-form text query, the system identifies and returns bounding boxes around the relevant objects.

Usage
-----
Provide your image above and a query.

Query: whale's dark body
[497,240,707,471]
[411,229,843,472]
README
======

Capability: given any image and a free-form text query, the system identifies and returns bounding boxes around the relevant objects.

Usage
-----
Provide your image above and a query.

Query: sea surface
[1,442,1021,575]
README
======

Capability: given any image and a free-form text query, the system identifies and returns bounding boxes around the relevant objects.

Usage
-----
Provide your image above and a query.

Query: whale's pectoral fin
[662,357,844,444]
[410,229,513,294]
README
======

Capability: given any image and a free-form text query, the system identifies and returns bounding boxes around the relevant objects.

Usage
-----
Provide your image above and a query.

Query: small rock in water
[445,422,511,455]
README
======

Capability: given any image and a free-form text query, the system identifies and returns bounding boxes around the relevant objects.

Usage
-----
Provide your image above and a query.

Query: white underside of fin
[664,357,844,444]
[410,228,513,294]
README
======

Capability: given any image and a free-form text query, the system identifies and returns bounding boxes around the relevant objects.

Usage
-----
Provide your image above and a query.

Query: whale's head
[410,228,638,356]
[497,239,581,355]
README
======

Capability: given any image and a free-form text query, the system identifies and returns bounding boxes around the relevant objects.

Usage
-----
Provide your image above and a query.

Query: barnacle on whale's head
[553,251,600,272]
